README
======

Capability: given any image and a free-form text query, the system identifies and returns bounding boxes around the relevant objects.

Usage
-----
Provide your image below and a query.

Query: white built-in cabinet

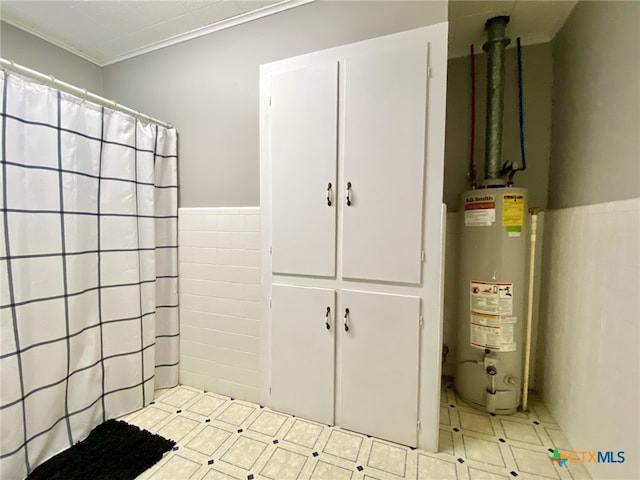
[270,62,338,277]
[260,24,449,450]
[340,290,421,444]
[270,284,335,425]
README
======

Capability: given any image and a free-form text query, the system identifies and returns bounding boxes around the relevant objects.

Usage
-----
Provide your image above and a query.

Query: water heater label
[464,195,495,226]
[502,193,526,227]
[470,281,516,352]
[470,280,513,315]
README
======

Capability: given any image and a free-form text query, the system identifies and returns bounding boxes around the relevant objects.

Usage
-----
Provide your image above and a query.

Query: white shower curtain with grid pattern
[0,71,179,480]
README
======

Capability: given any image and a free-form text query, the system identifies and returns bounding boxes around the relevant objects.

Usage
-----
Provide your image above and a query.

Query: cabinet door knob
[344,308,350,332]
[346,182,352,206]
[326,182,332,207]
[325,306,331,330]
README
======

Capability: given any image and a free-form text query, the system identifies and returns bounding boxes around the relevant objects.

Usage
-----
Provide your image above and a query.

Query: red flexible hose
[469,44,476,187]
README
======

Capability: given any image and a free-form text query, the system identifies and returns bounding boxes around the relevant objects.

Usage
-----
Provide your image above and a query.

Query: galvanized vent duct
[483,16,511,182]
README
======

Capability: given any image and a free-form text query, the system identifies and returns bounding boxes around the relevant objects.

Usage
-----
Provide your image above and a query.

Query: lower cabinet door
[270,284,335,425]
[340,289,420,446]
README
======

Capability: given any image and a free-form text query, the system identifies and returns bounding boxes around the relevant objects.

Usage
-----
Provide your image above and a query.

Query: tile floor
[122,379,591,480]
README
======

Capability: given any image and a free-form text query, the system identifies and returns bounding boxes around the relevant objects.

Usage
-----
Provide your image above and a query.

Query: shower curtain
[0,71,179,479]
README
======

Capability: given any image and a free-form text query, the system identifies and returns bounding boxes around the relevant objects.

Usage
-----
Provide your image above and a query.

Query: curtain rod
[0,57,173,129]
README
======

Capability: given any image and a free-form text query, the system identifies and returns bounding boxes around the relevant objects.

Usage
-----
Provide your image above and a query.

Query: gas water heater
[456,189,527,413]
[454,16,529,414]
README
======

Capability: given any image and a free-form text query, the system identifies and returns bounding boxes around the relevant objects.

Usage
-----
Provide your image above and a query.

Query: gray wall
[0,21,103,95]
[548,0,640,209]
[444,43,553,211]
[102,1,447,207]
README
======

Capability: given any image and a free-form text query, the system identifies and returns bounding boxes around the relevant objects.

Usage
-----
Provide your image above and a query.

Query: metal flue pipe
[483,16,510,181]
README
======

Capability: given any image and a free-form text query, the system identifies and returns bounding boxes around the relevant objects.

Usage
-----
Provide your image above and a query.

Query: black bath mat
[27,419,175,480]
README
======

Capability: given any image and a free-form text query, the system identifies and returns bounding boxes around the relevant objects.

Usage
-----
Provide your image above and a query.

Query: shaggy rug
[27,419,175,480]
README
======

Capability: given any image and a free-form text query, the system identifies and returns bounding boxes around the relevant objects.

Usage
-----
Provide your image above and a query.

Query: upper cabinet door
[342,46,428,284]
[270,62,338,277]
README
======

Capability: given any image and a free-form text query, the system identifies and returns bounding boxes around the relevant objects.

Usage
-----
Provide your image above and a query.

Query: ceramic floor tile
[544,428,571,450]
[247,410,288,437]
[259,446,308,479]
[417,453,457,480]
[530,405,558,425]
[440,407,451,426]
[366,439,408,477]
[501,419,542,445]
[564,461,592,480]
[149,455,201,480]
[510,446,560,479]
[455,395,478,410]
[129,381,590,480]
[200,468,242,480]
[310,460,354,480]
[153,388,174,400]
[439,429,455,455]
[468,466,510,480]
[463,435,505,467]
[459,410,496,436]
[188,395,228,417]
[220,436,268,471]
[284,419,324,449]
[510,410,534,421]
[215,403,256,427]
[129,406,171,431]
[162,388,200,408]
[157,416,201,443]
[323,429,364,462]
[186,425,233,456]
[446,389,459,406]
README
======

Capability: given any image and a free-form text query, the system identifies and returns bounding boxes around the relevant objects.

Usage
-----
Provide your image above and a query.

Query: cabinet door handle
[346,182,352,206]
[344,308,350,332]
[326,182,332,207]
[325,306,331,330]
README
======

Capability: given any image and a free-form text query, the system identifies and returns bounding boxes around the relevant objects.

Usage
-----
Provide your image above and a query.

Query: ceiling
[0,0,577,67]
[448,0,577,58]
[0,0,312,66]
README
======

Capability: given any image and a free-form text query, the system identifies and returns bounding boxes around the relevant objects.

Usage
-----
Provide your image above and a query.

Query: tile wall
[178,208,261,403]
[536,198,639,479]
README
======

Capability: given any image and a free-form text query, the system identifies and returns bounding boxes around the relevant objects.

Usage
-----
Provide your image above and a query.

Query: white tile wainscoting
[537,197,640,480]
[178,208,261,403]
